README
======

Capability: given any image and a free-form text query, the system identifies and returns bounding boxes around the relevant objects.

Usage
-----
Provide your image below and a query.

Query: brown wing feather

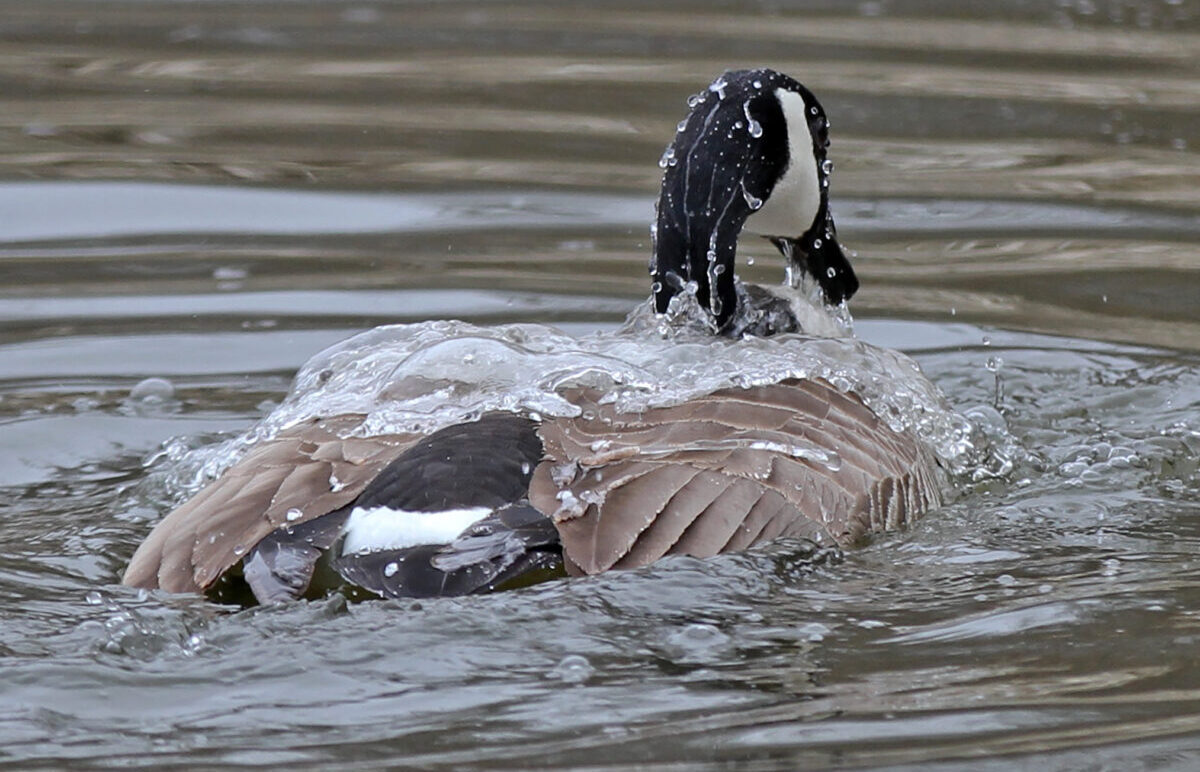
[532,378,942,574]
[124,415,419,593]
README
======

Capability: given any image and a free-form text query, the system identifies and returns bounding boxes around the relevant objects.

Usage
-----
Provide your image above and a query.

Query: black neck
[651,70,792,331]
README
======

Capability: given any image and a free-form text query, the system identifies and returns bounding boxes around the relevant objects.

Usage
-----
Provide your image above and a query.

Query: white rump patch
[341,505,492,556]
[744,87,821,238]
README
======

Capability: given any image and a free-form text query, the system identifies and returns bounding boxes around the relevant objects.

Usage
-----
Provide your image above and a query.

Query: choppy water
[1,1,1198,769]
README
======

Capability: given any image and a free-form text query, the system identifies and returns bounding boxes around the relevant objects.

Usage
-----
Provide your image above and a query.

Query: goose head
[651,68,858,334]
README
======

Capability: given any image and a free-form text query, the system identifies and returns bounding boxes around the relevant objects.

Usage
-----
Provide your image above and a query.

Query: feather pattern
[529,378,942,576]
[123,415,418,593]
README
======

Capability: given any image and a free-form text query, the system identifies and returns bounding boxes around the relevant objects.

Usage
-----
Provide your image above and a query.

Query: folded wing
[529,378,942,575]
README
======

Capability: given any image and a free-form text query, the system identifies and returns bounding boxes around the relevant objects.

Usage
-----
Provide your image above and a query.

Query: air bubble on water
[550,654,594,684]
[664,622,731,663]
[130,377,175,402]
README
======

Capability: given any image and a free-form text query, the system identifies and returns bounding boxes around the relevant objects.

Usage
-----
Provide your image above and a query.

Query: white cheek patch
[341,505,492,556]
[743,87,821,238]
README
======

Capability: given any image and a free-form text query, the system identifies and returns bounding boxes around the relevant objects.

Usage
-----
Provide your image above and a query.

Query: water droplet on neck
[742,100,762,138]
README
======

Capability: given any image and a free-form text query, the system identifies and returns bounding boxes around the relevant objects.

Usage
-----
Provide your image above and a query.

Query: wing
[332,503,561,598]
[123,414,419,594]
[529,378,942,575]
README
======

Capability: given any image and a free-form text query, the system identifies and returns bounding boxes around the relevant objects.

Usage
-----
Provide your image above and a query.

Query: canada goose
[124,68,944,604]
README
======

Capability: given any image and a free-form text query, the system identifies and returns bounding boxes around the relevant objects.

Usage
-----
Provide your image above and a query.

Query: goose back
[530,378,942,575]
[124,415,418,594]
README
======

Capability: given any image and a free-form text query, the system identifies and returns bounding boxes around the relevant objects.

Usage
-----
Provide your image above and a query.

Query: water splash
[158,292,983,495]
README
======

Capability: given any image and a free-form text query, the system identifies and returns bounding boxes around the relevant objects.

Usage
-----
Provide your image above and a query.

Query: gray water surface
[1,1,1199,769]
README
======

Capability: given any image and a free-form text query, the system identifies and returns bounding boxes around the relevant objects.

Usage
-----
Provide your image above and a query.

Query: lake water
[2,1,1199,768]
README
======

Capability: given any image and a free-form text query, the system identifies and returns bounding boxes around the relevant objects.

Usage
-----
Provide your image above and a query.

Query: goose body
[124,69,947,604]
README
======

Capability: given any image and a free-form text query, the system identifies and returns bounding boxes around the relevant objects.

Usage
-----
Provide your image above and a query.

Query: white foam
[341,505,492,556]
